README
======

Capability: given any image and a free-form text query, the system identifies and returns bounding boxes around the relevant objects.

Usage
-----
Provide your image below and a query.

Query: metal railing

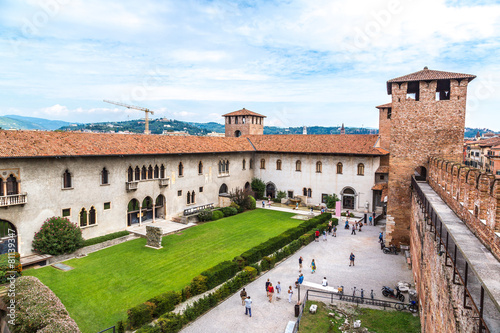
[412,176,499,333]
[183,203,214,216]
[97,326,115,333]
[0,193,27,207]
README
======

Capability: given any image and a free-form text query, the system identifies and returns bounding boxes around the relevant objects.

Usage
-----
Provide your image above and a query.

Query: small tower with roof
[222,108,266,137]
[383,67,476,246]
[340,123,345,135]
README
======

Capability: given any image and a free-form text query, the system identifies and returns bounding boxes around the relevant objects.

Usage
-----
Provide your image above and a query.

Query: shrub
[260,256,271,271]
[136,324,161,333]
[128,302,156,329]
[147,291,182,317]
[4,276,80,332]
[232,256,246,269]
[83,231,129,247]
[197,209,213,222]
[221,206,238,217]
[229,202,242,213]
[276,190,287,201]
[251,178,265,199]
[242,266,258,279]
[117,320,125,333]
[248,195,256,210]
[156,313,184,333]
[189,275,208,295]
[326,193,340,209]
[200,260,239,289]
[211,210,224,221]
[0,252,22,284]
[32,216,84,255]
[341,212,355,217]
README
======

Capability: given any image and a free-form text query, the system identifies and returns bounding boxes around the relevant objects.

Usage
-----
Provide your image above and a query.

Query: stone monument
[145,225,163,249]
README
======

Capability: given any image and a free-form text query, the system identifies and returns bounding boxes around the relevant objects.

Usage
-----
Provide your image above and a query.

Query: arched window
[101,167,109,185]
[276,159,282,170]
[135,166,140,180]
[219,184,228,195]
[148,165,153,179]
[316,161,322,173]
[63,170,72,189]
[235,130,241,137]
[226,160,229,173]
[6,174,18,195]
[160,164,165,178]
[337,162,343,174]
[89,206,96,225]
[198,161,203,174]
[79,208,87,227]
[187,191,191,204]
[249,159,254,169]
[178,162,184,176]
[141,166,147,179]
[303,188,307,196]
[218,160,223,174]
[242,159,246,170]
[307,188,312,198]
[0,178,3,196]
[128,167,134,182]
[154,165,159,178]
[357,163,365,176]
[296,160,301,172]
[191,191,195,204]
[260,159,266,169]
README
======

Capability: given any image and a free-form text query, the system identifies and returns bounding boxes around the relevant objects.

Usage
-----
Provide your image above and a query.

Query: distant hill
[464,127,500,139]
[0,115,72,130]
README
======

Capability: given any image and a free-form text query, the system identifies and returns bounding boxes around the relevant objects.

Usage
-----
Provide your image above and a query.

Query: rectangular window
[380,175,385,180]
[199,187,203,192]
[288,191,293,198]
[104,202,111,210]
[321,194,328,203]
[62,208,71,217]
[178,190,182,196]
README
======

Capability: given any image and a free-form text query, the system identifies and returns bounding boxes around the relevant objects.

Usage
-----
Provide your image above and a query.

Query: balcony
[159,178,169,187]
[0,193,27,207]
[126,181,139,192]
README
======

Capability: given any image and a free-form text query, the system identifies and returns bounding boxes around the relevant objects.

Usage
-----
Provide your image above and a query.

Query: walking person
[322,229,327,241]
[288,286,294,303]
[265,279,270,294]
[368,215,373,225]
[298,256,303,272]
[298,274,304,285]
[379,232,383,243]
[315,229,320,242]
[372,211,376,223]
[240,288,247,305]
[349,252,355,266]
[276,281,282,300]
[351,224,356,235]
[333,225,337,237]
[311,259,316,274]
[267,283,274,302]
[244,296,252,317]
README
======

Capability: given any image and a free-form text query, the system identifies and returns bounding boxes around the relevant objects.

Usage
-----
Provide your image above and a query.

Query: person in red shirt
[267,283,274,302]
[315,229,320,242]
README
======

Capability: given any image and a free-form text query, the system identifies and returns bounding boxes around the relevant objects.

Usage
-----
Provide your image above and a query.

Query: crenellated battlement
[428,156,500,259]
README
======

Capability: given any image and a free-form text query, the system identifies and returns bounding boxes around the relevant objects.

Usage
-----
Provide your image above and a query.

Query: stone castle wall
[386,79,470,245]
[428,156,500,259]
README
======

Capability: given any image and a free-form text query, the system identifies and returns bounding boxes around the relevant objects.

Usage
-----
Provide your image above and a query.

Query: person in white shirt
[322,277,328,287]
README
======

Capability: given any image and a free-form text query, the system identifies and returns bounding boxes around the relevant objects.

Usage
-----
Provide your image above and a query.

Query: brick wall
[410,196,479,333]
[386,79,470,245]
[428,156,500,260]
[224,116,264,137]
[378,107,391,150]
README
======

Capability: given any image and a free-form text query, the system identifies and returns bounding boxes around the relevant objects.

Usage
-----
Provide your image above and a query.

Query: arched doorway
[127,199,140,226]
[244,181,251,191]
[142,197,153,222]
[415,166,427,181]
[0,220,17,254]
[266,182,276,198]
[219,183,228,195]
[341,187,356,210]
[155,195,165,219]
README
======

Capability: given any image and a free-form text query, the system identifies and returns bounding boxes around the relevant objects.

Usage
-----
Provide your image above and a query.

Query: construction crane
[103,100,155,134]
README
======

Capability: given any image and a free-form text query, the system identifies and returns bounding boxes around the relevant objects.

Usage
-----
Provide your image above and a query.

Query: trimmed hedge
[147,291,182,317]
[221,206,238,217]
[83,231,129,247]
[197,209,213,222]
[248,195,256,210]
[0,252,22,284]
[4,276,80,332]
[211,210,224,221]
[200,260,239,290]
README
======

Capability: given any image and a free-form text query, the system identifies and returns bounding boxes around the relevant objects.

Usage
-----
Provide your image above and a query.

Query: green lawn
[25,209,299,333]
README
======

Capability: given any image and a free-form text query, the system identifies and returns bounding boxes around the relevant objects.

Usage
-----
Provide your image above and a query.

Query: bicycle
[395,301,418,313]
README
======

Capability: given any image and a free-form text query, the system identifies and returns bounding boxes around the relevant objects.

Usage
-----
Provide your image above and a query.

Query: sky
[0,0,499,130]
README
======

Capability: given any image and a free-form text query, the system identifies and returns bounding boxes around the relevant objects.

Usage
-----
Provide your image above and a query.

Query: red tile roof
[0,131,387,158]
[247,134,386,156]
[376,103,392,109]
[222,108,266,118]
[387,67,476,94]
[375,165,389,173]
[478,137,500,148]
[371,183,388,191]
[0,131,254,158]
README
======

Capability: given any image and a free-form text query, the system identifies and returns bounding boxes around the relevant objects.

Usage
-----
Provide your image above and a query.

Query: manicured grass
[299,301,421,333]
[25,209,299,333]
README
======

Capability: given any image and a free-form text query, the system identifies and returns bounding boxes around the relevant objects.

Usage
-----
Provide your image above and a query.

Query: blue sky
[0,0,499,129]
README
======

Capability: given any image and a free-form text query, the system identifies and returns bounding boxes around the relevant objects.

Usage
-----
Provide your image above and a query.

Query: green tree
[276,191,286,201]
[251,178,265,199]
[326,194,340,209]
[32,217,84,255]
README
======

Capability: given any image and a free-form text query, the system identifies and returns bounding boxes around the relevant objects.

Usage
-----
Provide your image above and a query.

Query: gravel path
[181,214,413,333]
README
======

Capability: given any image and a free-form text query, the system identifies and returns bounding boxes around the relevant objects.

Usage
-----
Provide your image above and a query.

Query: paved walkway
[181,213,413,333]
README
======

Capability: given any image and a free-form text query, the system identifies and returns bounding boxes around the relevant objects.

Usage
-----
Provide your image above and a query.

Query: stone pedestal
[145,226,163,249]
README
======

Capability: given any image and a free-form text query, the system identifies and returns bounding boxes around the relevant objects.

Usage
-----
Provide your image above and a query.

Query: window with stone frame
[198,161,203,174]
[337,162,343,174]
[63,170,72,189]
[128,167,134,182]
[296,160,301,172]
[62,208,71,217]
[249,159,254,169]
[191,191,195,204]
[276,159,282,170]
[303,187,307,196]
[135,166,140,181]
[0,178,3,196]
[178,162,184,176]
[148,165,153,179]
[89,206,96,225]
[79,208,87,227]
[357,163,365,176]
[141,166,147,179]
[160,164,165,178]
[316,161,322,173]
[154,165,159,178]
[187,191,191,204]
[260,159,266,169]
[307,188,312,198]
[242,159,246,170]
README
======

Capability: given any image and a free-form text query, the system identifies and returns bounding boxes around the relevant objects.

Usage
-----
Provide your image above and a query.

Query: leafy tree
[276,191,286,201]
[251,178,265,199]
[32,217,84,255]
[326,193,340,209]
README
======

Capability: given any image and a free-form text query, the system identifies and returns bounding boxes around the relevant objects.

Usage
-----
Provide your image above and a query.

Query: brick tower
[222,108,266,137]
[381,67,476,245]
